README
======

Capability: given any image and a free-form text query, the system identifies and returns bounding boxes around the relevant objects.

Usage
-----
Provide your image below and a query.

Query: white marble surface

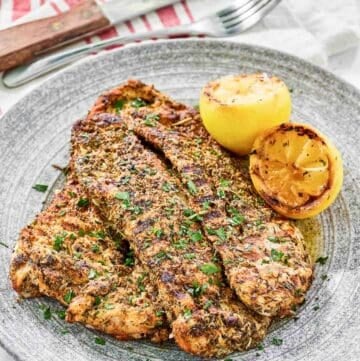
[1,3,359,361]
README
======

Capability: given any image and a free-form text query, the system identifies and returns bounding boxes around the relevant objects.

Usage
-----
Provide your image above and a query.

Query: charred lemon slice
[249,123,343,219]
[199,73,291,155]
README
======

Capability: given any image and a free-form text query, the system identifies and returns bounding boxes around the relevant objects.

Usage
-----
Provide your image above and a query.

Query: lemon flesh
[199,74,291,155]
[250,123,343,219]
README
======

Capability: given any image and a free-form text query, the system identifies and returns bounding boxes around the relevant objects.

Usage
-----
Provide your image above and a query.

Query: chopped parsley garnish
[228,208,245,226]
[188,282,207,297]
[203,299,213,310]
[207,227,227,241]
[91,244,100,253]
[32,184,48,193]
[88,269,98,280]
[219,179,231,187]
[313,305,320,311]
[56,310,66,320]
[77,198,89,208]
[131,98,147,108]
[184,253,196,260]
[94,337,106,345]
[137,274,146,292]
[162,182,175,192]
[156,310,165,317]
[0,241,8,248]
[270,249,284,262]
[153,228,164,238]
[321,274,328,281]
[183,209,203,222]
[115,192,130,200]
[113,99,125,113]
[124,250,135,266]
[200,262,220,275]
[183,308,192,319]
[155,250,171,262]
[189,230,202,242]
[53,232,67,252]
[94,296,101,306]
[43,306,52,320]
[64,290,75,304]
[144,113,159,127]
[271,337,283,346]
[187,180,198,195]
[173,239,188,250]
[316,256,328,265]
[68,191,77,198]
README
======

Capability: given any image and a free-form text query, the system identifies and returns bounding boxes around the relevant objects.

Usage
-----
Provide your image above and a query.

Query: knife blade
[0,0,179,72]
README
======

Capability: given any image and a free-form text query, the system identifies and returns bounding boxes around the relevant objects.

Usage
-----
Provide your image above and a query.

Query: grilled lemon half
[249,123,343,219]
[199,73,291,155]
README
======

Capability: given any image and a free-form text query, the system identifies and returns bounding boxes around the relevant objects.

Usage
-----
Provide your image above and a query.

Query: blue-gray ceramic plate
[0,39,359,361]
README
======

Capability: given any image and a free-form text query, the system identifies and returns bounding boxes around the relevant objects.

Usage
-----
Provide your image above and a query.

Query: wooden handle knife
[0,0,179,72]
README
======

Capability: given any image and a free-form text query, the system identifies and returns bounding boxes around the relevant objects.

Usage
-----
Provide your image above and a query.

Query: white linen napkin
[0,0,359,116]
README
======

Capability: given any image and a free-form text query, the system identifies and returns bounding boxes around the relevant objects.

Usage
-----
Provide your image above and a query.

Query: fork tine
[222,0,281,32]
[221,0,272,25]
[217,0,255,18]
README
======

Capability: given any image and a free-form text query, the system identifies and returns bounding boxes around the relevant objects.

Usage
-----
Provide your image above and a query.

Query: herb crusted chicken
[10,174,169,342]
[89,79,313,318]
[9,79,314,359]
[72,113,270,357]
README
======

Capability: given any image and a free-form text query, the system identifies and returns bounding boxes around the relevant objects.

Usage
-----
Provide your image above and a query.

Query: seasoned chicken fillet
[72,113,270,357]
[10,175,169,342]
[89,79,313,318]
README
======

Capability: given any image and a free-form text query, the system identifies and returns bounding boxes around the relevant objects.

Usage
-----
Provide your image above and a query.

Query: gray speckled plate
[0,39,359,361]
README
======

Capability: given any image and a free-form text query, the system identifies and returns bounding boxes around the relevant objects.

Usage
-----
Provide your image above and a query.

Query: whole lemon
[199,73,292,155]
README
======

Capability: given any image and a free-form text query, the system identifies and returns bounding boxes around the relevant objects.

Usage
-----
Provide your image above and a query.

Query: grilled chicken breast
[72,113,270,357]
[10,175,169,342]
[89,79,313,318]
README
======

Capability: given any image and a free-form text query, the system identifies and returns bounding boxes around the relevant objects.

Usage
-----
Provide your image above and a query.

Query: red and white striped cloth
[0,0,359,117]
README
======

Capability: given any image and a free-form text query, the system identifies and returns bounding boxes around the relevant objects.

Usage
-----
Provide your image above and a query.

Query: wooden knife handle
[0,0,111,72]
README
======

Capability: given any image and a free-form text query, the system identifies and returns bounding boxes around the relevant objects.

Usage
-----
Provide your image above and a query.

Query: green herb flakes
[144,113,160,127]
[115,192,130,200]
[77,198,89,208]
[200,262,220,275]
[124,250,135,267]
[0,241,8,248]
[113,99,125,113]
[43,306,52,320]
[53,232,67,252]
[271,337,283,346]
[91,244,100,253]
[131,98,147,108]
[187,180,198,195]
[64,290,75,304]
[94,337,106,345]
[270,249,284,262]
[32,184,48,193]
[183,308,192,319]
[316,256,328,265]
[56,310,66,320]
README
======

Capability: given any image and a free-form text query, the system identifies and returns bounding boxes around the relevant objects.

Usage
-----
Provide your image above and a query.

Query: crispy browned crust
[72,111,270,357]
[87,79,313,318]
[9,175,169,342]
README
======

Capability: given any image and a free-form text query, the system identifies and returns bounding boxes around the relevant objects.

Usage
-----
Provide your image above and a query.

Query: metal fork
[3,0,281,88]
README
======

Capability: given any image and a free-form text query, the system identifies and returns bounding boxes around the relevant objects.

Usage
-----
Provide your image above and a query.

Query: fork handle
[2,24,201,88]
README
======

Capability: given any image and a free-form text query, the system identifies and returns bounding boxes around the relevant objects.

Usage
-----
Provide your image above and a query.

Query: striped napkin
[0,0,359,117]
